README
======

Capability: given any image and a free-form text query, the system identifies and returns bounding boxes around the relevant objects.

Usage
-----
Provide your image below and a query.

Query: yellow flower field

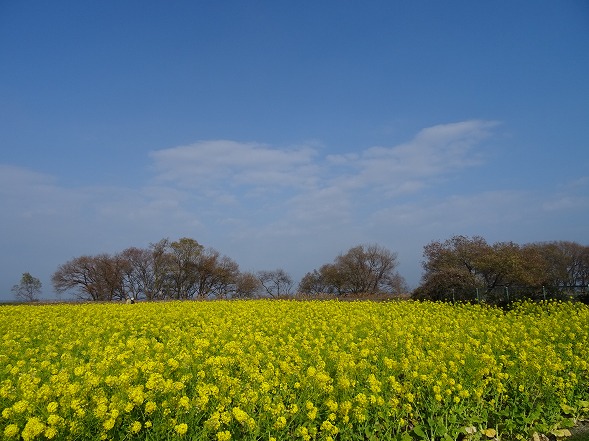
[1,300,588,440]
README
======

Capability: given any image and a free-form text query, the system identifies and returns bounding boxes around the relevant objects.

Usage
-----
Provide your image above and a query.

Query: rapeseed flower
[216,430,231,441]
[21,417,45,441]
[44,426,58,439]
[174,422,188,435]
[130,421,142,433]
[0,300,587,440]
[4,424,19,438]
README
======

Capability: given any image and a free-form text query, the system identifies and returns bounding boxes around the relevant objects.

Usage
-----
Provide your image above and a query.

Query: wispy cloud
[149,120,499,216]
[542,195,589,211]
[326,120,498,194]
[0,165,80,219]
[150,140,320,191]
[542,176,589,211]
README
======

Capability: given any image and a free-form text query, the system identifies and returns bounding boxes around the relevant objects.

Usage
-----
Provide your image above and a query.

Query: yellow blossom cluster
[1,300,588,440]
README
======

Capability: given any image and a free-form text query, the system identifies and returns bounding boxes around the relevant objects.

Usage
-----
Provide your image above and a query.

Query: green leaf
[524,410,542,424]
[534,423,549,434]
[398,432,413,441]
[551,429,571,438]
[484,428,497,438]
[561,404,576,415]
[414,425,428,439]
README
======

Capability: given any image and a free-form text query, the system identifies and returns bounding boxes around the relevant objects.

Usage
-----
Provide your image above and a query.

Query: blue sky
[1,1,588,300]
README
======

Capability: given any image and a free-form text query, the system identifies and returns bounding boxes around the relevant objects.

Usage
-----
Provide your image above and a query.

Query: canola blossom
[1,300,588,440]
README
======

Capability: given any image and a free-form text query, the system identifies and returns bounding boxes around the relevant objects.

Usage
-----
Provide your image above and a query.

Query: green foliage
[416,236,589,305]
[11,272,41,302]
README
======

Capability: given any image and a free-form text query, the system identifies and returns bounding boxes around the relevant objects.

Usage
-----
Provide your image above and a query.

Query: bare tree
[419,235,494,301]
[299,244,405,296]
[209,255,241,299]
[193,248,241,299]
[539,241,589,290]
[167,237,204,299]
[52,256,94,300]
[234,272,262,298]
[298,269,331,296]
[52,237,254,301]
[12,272,42,302]
[257,269,294,297]
[335,244,402,294]
[149,238,175,299]
[119,247,157,301]
[190,247,223,298]
[52,254,127,301]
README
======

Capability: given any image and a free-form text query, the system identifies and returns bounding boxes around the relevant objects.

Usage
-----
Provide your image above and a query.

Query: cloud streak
[150,140,320,190]
[149,120,499,215]
[326,120,498,194]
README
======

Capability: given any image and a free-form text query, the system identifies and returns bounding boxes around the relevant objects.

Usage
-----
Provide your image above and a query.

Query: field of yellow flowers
[1,300,588,441]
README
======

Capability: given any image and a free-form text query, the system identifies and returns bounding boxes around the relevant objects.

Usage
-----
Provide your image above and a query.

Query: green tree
[416,236,589,304]
[12,272,42,302]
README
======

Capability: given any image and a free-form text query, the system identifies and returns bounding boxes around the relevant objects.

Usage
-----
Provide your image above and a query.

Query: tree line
[49,239,407,302]
[414,236,589,304]
[298,244,407,296]
[9,235,589,304]
[51,238,261,301]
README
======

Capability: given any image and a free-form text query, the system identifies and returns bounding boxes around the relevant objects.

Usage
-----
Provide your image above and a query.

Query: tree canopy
[11,272,42,302]
[298,244,407,296]
[414,236,589,304]
[49,235,587,303]
[52,238,260,301]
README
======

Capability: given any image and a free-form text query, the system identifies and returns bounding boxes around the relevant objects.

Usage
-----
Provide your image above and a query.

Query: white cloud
[0,165,83,219]
[368,190,529,231]
[569,176,589,188]
[327,120,499,194]
[0,165,200,250]
[287,185,353,224]
[150,140,320,190]
[542,195,589,211]
[542,176,589,211]
[148,120,500,220]
[0,164,55,186]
